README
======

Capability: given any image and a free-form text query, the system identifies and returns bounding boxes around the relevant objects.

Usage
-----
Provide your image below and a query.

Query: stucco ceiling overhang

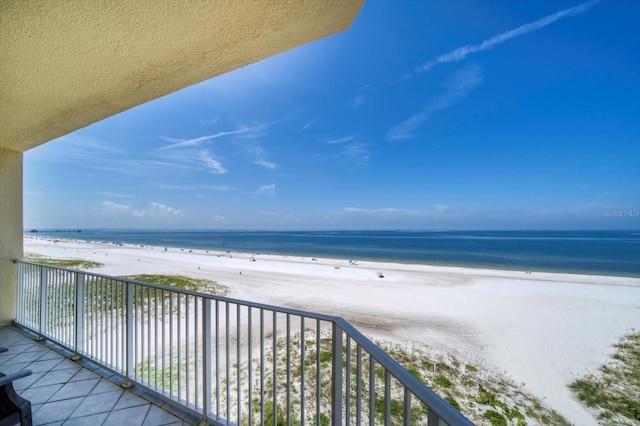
[0,1,364,153]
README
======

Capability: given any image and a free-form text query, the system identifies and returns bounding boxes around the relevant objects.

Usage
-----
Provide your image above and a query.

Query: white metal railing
[14,260,472,426]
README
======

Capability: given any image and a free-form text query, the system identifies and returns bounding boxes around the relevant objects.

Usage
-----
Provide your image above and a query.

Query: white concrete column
[0,149,23,325]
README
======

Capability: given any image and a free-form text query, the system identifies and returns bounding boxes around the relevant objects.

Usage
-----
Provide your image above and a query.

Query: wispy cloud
[341,143,371,165]
[155,148,228,174]
[133,202,184,219]
[387,64,483,142]
[255,184,276,196]
[302,117,319,130]
[157,184,236,192]
[323,136,356,144]
[343,205,450,216]
[409,0,600,77]
[200,151,228,174]
[98,200,132,214]
[95,192,133,198]
[351,84,372,107]
[246,145,277,170]
[159,120,281,150]
[28,133,125,163]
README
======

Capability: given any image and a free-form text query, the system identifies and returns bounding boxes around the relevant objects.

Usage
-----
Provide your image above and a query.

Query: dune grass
[24,252,103,269]
[570,332,640,425]
[124,274,229,296]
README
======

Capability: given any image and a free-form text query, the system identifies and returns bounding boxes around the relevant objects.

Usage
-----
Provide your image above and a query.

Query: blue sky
[24,0,640,230]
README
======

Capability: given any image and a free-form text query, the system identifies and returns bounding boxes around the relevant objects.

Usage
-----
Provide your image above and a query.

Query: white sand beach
[23,237,640,425]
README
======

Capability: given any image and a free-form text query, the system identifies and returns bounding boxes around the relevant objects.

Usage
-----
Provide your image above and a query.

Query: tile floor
[0,325,200,426]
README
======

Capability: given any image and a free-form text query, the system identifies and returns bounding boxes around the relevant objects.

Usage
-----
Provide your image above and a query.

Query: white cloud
[351,84,372,107]
[254,159,277,170]
[246,145,277,170]
[134,202,184,219]
[150,202,183,217]
[387,64,483,141]
[342,205,452,216]
[157,184,236,192]
[200,151,228,174]
[95,192,133,198]
[410,0,600,76]
[341,143,371,165]
[159,120,281,150]
[323,136,356,144]
[255,184,276,196]
[99,200,132,214]
[211,214,227,224]
[344,207,403,214]
[302,117,319,130]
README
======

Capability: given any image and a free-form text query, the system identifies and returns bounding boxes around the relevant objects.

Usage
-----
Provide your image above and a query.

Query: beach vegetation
[25,252,103,269]
[124,274,229,296]
[445,396,461,411]
[239,328,568,426]
[569,331,640,424]
[434,374,453,388]
[482,409,507,426]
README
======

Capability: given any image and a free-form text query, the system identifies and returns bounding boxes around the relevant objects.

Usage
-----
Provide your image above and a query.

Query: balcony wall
[0,149,22,325]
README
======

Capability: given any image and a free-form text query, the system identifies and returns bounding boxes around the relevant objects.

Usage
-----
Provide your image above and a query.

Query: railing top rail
[14,259,338,320]
[336,318,475,426]
[14,258,473,425]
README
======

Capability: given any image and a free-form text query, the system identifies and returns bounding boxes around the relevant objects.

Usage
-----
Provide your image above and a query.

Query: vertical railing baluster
[286,313,291,426]
[237,304,242,425]
[300,317,305,425]
[260,308,265,426]
[369,355,375,426]
[356,344,362,426]
[427,406,441,426]
[161,289,166,393]
[248,306,253,426]
[272,311,277,426]
[125,282,134,386]
[331,323,343,426]
[186,294,190,403]
[403,388,411,426]
[316,320,320,426]
[384,370,391,426]
[75,273,84,356]
[225,302,230,421]
[346,337,351,423]
[215,300,220,419]
[178,293,182,401]
[170,292,174,396]
[203,298,212,422]
[195,296,199,407]
[155,288,159,389]
[39,266,47,337]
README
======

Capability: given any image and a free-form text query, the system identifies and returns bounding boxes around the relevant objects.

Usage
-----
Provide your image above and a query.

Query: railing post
[331,322,343,426]
[73,273,85,358]
[124,281,134,387]
[202,298,212,424]
[15,261,22,322]
[38,266,48,338]
[428,409,443,426]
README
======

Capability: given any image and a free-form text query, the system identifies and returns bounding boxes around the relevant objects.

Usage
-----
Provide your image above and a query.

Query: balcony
[5,260,471,425]
[0,325,198,425]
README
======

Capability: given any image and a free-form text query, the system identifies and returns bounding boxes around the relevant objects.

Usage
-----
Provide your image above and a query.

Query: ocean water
[27,229,640,277]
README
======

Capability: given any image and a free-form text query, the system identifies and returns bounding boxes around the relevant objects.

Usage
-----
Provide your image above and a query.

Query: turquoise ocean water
[27,230,640,277]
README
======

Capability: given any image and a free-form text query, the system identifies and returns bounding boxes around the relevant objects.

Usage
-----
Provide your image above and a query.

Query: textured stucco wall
[0,150,22,325]
[0,0,364,153]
